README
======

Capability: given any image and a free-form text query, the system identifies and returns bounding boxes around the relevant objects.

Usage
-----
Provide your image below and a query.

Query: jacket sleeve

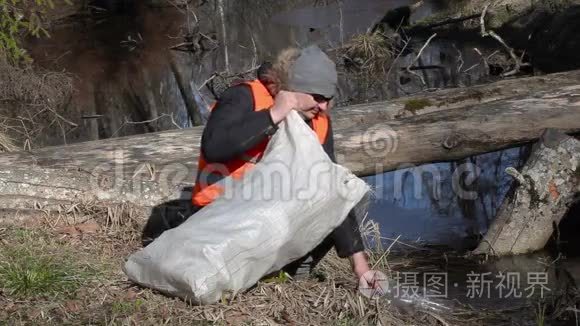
[323,118,367,258]
[201,84,278,163]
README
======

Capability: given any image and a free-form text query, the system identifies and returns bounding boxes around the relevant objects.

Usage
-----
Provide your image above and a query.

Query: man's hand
[352,251,371,281]
[352,251,384,294]
[269,91,317,124]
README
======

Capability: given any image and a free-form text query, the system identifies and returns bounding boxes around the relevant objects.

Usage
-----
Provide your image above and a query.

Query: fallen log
[338,84,580,176]
[0,73,580,210]
[472,130,580,256]
[409,0,579,32]
[334,70,580,128]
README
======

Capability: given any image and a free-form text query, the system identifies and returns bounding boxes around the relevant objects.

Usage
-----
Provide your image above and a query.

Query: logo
[358,270,389,299]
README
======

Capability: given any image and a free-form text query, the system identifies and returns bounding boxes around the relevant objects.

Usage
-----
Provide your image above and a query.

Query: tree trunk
[169,55,203,126]
[0,72,579,211]
[334,70,580,128]
[473,130,580,256]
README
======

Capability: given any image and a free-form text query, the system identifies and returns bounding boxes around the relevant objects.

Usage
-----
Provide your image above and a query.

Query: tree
[0,0,68,63]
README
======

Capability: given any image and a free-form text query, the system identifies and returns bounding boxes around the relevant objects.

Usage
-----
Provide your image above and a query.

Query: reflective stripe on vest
[192,80,329,206]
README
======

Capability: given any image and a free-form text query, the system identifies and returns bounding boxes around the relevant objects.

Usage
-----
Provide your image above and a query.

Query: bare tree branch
[406,33,437,86]
[480,4,529,77]
[473,47,489,75]
[453,44,464,73]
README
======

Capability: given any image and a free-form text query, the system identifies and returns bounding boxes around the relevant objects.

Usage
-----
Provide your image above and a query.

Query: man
[191,45,372,285]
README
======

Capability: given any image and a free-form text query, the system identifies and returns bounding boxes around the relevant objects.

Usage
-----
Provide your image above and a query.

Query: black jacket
[198,83,364,258]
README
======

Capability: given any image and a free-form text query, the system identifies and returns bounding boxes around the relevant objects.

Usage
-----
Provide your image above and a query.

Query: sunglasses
[311,94,334,103]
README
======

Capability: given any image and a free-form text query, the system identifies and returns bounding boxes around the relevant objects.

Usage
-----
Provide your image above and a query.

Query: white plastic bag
[123,111,369,304]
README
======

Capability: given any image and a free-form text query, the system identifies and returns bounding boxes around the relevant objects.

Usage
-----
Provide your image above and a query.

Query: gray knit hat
[287,45,338,98]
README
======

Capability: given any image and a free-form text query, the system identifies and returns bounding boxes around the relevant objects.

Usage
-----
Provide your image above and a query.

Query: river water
[25,0,579,323]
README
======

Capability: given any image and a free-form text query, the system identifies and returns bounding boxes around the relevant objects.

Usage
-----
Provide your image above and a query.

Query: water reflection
[364,146,528,249]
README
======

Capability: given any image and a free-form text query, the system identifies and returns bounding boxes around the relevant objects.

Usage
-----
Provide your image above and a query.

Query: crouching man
[191,45,373,287]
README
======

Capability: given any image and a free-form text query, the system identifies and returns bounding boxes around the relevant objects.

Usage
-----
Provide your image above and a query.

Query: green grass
[0,248,79,297]
[335,314,359,326]
[0,228,100,299]
[260,270,290,284]
[535,301,547,326]
[111,298,145,316]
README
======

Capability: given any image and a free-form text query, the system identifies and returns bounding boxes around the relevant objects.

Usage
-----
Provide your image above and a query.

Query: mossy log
[473,130,580,256]
[0,71,580,211]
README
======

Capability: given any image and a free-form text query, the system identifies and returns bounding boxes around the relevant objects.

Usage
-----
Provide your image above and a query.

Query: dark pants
[283,192,371,275]
[141,199,200,247]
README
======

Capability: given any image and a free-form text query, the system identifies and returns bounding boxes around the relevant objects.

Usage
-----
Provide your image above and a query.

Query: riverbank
[0,216,524,325]
[1,1,580,325]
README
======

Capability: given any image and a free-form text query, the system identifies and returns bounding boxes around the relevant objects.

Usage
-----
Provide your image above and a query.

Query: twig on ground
[473,47,490,75]
[250,33,258,68]
[198,73,217,91]
[378,236,425,250]
[111,113,181,138]
[23,138,31,151]
[198,32,215,43]
[46,106,78,128]
[453,44,464,73]
[185,0,198,25]
[170,42,194,51]
[55,118,67,145]
[124,113,182,129]
[217,0,229,72]
[426,311,451,326]
[371,234,401,270]
[463,63,480,73]
[406,33,437,86]
[487,50,500,60]
[386,37,410,79]
[537,252,562,268]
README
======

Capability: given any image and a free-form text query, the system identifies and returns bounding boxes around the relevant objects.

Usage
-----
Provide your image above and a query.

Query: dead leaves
[125,288,141,301]
[64,300,82,313]
[57,221,100,237]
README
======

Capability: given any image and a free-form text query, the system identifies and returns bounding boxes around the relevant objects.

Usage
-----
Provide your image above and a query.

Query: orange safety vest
[192,79,329,206]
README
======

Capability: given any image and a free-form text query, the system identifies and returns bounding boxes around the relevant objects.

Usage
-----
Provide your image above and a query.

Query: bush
[0,0,67,62]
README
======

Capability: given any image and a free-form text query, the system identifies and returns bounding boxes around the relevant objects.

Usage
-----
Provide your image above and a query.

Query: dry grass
[0,207,552,325]
[0,56,74,150]
[340,32,396,76]
[334,31,402,105]
[0,130,18,152]
[0,58,72,108]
